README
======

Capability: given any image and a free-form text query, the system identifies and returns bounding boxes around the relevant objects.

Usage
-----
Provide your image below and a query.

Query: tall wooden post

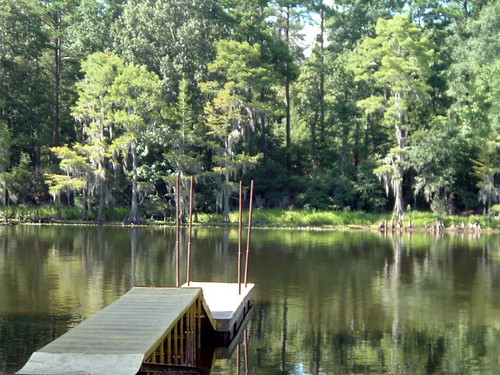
[175,173,181,287]
[187,176,194,286]
[244,180,254,287]
[238,181,243,295]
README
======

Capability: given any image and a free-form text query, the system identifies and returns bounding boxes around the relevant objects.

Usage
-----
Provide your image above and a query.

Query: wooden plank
[38,287,201,356]
[18,287,205,375]
[18,352,144,375]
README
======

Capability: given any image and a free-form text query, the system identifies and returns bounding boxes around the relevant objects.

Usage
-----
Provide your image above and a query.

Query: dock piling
[175,173,181,287]
[244,180,254,287]
[187,176,194,286]
[238,181,243,295]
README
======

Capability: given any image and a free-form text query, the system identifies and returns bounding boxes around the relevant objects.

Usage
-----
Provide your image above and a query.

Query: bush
[141,194,174,221]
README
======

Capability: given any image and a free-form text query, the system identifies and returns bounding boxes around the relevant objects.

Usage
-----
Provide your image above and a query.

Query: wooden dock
[182,282,254,345]
[17,283,254,375]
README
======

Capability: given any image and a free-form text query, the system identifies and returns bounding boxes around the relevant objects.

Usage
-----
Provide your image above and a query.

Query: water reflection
[0,226,499,374]
[240,230,500,375]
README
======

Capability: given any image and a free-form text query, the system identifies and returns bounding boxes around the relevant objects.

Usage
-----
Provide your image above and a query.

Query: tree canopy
[0,0,498,221]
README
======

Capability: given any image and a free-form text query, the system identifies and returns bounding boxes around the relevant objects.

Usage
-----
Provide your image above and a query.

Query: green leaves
[207,40,271,98]
[445,2,500,213]
[45,174,86,199]
[66,0,116,54]
[0,0,498,217]
[202,39,268,220]
[348,14,435,219]
[113,0,223,100]
[0,121,10,206]
[350,15,434,99]
[472,140,500,213]
[66,52,163,221]
[0,122,10,173]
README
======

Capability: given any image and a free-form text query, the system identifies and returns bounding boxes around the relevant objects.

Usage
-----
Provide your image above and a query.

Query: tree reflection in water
[0,226,499,374]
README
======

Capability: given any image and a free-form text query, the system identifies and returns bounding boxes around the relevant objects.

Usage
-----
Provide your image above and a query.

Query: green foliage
[203,39,268,221]
[349,14,434,220]
[162,78,204,176]
[45,174,86,198]
[0,121,10,206]
[327,0,405,52]
[250,160,305,207]
[409,116,469,213]
[71,52,163,223]
[407,211,500,230]
[66,0,117,54]
[472,140,500,214]
[140,194,174,221]
[444,2,500,215]
[0,121,10,171]
[0,203,135,222]
[3,154,46,205]
[197,208,500,229]
[71,52,126,221]
[197,208,384,227]
[113,0,223,100]
[0,0,498,224]
[0,0,52,167]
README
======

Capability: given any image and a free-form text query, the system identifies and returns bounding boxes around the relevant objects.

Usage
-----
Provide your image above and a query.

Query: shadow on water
[136,323,253,375]
[0,226,499,374]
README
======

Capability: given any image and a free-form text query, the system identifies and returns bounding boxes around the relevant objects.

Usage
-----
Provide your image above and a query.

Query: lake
[0,225,499,374]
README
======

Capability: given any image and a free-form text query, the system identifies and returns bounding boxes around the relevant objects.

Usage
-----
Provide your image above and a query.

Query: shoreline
[1,206,498,232]
[1,218,499,234]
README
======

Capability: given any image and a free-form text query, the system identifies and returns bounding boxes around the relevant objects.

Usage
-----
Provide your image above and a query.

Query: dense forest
[0,0,498,224]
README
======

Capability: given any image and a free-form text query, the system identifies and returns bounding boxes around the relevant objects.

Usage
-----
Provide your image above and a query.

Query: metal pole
[238,181,243,295]
[244,180,254,287]
[187,176,194,286]
[175,173,181,287]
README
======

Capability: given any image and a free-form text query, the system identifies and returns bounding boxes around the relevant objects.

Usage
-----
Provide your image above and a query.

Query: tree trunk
[128,142,144,224]
[53,27,61,148]
[353,121,360,166]
[340,129,349,175]
[284,4,291,169]
[391,89,408,222]
[82,189,89,221]
[98,182,106,223]
[260,112,267,164]
[310,113,318,162]
[285,77,291,169]
[393,121,405,221]
[318,4,326,147]
[393,168,404,222]
[222,174,231,223]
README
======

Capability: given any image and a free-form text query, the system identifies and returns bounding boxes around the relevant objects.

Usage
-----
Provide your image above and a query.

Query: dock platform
[182,282,254,345]
[17,283,254,375]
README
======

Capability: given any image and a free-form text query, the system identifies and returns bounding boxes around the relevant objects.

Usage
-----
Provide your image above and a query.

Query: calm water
[0,225,499,374]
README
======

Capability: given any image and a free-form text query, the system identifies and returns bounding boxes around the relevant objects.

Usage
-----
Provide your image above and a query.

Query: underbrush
[0,204,130,223]
[198,209,499,229]
[1,205,498,230]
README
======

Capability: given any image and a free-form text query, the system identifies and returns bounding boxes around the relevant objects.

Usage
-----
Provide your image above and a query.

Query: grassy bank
[0,204,129,223]
[198,209,500,230]
[1,204,499,230]
[198,209,382,227]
